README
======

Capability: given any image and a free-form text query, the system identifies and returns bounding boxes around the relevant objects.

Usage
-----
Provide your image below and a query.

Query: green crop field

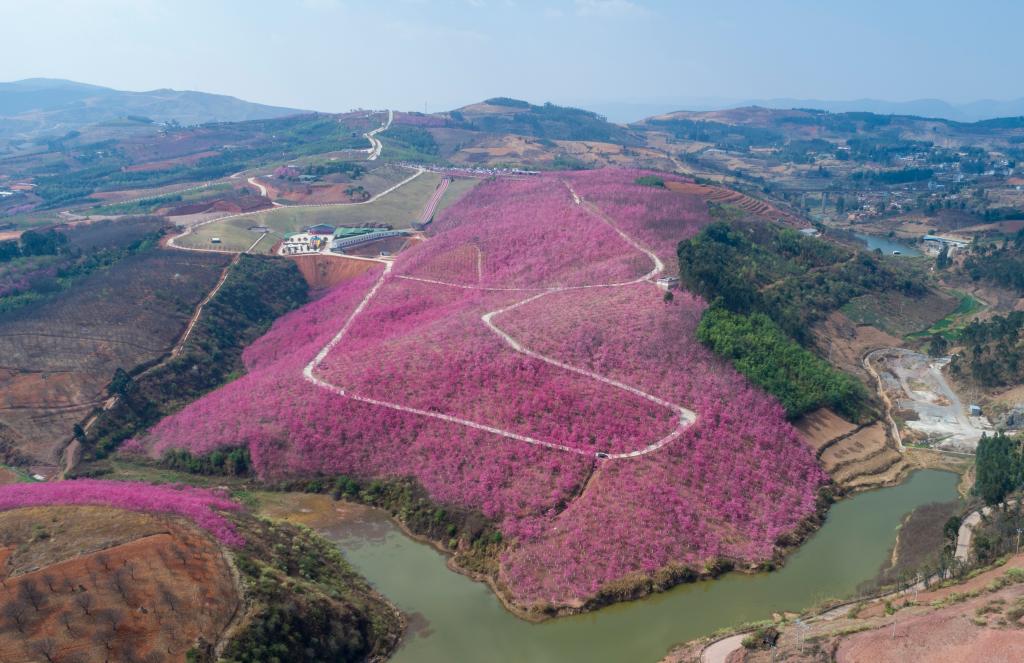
[177,171,479,254]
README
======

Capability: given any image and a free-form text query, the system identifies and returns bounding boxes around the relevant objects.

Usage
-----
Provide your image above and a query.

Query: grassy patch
[178,169,444,253]
[907,290,985,340]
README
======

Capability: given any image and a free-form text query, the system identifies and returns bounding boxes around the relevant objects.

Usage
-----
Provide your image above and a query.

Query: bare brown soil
[822,424,890,476]
[289,254,375,289]
[812,311,904,381]
[343,236,411,258]
[664,180,780,218]
[0,506,239,663]
[795,408,858,451]
[0,250,228,466]
[0,468,18,485]
[795,407,911,491]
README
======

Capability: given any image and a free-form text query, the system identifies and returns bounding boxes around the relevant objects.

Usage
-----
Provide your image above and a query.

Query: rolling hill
[0,78,303,139]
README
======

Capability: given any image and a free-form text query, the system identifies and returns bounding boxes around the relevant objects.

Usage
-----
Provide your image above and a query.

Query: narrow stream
[312,469,958,663]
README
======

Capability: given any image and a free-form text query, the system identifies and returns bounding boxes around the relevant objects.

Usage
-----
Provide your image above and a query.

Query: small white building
[656,276,680,291]
[282,232,328,254]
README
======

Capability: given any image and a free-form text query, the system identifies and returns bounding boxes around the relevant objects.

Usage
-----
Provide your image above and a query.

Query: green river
[316,469,959,662]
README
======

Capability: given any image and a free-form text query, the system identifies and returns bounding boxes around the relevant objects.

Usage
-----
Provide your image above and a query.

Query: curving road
[364,109,393,161]
[955,500,1019,562]
[301,183,697,460]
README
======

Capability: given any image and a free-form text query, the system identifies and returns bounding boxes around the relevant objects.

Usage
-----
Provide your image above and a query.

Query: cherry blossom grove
[138,168,826,607]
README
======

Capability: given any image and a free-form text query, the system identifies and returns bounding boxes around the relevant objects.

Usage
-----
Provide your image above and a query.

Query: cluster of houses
[282,224,335,254]
[281,223,409,255]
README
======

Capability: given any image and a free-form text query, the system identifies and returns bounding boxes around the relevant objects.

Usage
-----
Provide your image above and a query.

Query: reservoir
[854,233,922,257]
[289,469,960,662]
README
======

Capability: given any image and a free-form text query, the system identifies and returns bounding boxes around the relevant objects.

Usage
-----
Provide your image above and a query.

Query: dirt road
[866,348,990,452]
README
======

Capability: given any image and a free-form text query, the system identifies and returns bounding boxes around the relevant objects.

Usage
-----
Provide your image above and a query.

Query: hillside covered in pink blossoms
[0,480,244,546]
[139,168,827,609]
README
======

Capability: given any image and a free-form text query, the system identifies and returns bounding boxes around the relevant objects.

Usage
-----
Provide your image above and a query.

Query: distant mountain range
[583,98,1024,124]
[0,78,303,139]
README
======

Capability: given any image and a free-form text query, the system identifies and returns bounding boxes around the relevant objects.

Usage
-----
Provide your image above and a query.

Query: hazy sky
[1,0,1022,112]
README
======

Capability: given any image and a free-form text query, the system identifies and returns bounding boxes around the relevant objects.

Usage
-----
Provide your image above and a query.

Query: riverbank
[670,554,1024,663]
[255,469,960,663]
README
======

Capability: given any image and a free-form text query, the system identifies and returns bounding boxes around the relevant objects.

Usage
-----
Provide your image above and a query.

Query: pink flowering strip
[0,479,245,547]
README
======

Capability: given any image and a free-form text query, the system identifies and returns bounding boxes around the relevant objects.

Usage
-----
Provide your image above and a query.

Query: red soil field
[289,254,377,289]
[0,509,238,663]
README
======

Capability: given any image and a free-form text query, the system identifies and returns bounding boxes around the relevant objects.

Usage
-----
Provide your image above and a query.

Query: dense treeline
[697,306,870,420]
[83,255,308,457]
[677,220,926,343]
[210,516,401,663]
[975,432,1023,506]
[0,228,69,262]
[303,160,365,178]
[962,229,1024,293]
[162,447,252,476]
[950,311,1024,387]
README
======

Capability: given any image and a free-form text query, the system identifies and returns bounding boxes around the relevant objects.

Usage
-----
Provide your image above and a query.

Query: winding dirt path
[300,184,696,460]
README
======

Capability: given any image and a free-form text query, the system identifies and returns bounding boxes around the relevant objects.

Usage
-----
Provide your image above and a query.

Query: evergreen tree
[975,432,1018,506]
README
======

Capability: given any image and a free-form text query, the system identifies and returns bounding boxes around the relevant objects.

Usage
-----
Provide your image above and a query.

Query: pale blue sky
[1,0,1021,113]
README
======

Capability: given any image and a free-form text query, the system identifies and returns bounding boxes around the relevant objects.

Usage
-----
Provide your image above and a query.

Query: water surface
[854,233,922,257]
[319,469,958,663]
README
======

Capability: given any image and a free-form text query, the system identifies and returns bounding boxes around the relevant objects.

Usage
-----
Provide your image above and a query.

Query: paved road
[956,500,1019,562]
[300,182,697,460]
[701,634,745,663]
[364,109,392,161]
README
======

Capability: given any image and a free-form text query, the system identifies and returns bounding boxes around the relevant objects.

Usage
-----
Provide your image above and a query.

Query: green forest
[697,306,870,420]
[677,220,926,343]
[975,432,1024,505]
[962,229,1024,294]
[950,310,1024,387]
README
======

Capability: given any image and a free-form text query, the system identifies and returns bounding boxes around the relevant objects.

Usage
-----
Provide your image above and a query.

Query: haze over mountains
[4,78,1024,144]
[584,98,1024,124]
[0,78,302,139]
